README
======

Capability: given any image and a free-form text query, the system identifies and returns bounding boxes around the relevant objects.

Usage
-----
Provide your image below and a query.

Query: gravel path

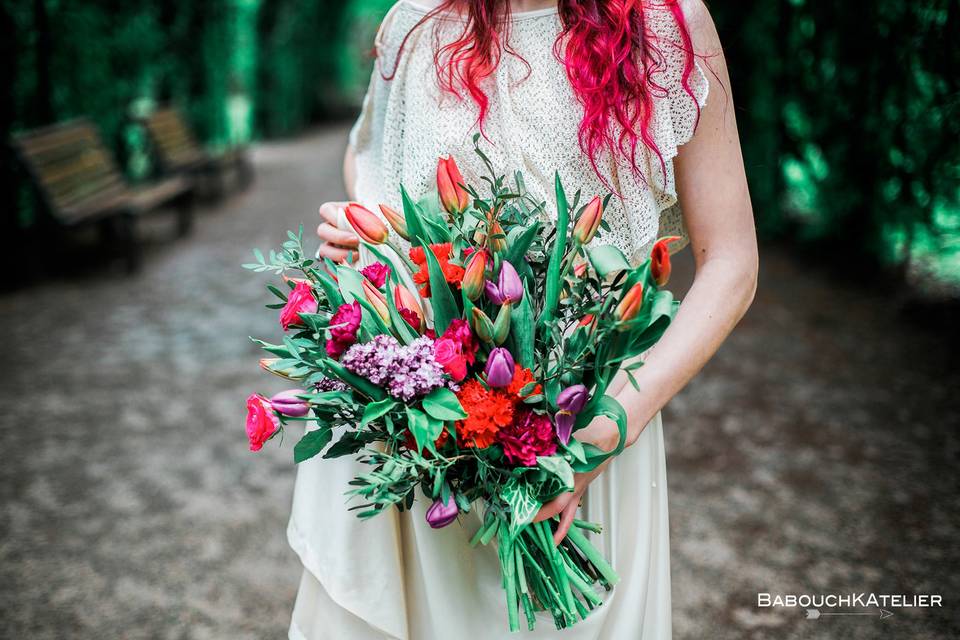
[1,127,957,639]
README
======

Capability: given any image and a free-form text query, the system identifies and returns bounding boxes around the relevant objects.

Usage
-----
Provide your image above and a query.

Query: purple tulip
[554,385,589,444]
[426,494,459,528]
[484,261,524,305]
[270,389,310,417]
[485,347,515,388]
[554,410,576,445]
[557,385,588,413]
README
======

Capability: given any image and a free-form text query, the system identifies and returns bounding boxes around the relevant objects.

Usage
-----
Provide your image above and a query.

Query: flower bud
[379,203,409,240]
[394,284,425,332]
[650,236,681,287]
[461,250,488,301]
[437,156,469,214]
[345,202,389,244]
[426,494,459,528]
[492,302,512,345]
[614,282,644,325]
[270,389,310,417]
[573,262,588,279]
[488,220,506,253]
[470,306,495,344]
[259,358,302,380]
[485,347,515,388]
[362,278,391,322]
[554,410,575,445]
[577,314,595,328]
[571,196,603,244]
[557,384,588,414]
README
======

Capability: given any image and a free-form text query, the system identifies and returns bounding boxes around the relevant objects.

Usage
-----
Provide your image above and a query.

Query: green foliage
[711,0,960,284]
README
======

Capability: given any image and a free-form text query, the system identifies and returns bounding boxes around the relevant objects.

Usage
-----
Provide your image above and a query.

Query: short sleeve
[347,2,405,151]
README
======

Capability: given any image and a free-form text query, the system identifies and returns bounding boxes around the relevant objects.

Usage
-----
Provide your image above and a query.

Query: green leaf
[587,244,631,278]
[538,173,569,328]
[420,241,459,334]
[504,221,541,267]
[501,478,540,538]
[536,455,575,492]
[570,395,628,473]
[361,398,399,427]
[561,437,587,464]
[322,359,386,400]
[406,406,443,453]
[313,266,344,308]
[508,283,535,368]
[422,387,468,421]
[323,430,368,458]
[401,186,428,248]
[294,427,333,463]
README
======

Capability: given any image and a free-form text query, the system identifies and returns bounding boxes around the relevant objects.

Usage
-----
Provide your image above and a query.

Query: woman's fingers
[553,492,581,545]
[532,492,571,523]
[317,243,358,263]
[316,222,359,248]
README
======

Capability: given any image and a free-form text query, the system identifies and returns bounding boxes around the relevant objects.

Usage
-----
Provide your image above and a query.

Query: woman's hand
[315,201,359,263]
[531,414,620,545]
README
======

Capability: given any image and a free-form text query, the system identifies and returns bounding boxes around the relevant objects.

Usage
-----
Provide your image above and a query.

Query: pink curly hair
[383,0,702,188]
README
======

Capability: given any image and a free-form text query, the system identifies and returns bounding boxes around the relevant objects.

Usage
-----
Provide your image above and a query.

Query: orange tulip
[345,202,389,245]
[394,284,424,331]
[572,196,603,244]
[488,219,506,253]
[379,203,409,240]
[461,250,488,301]
[614,282,644,325]
[362,278,391,322]
[577,313,595,327]
[437,156,469,214]
[650,236,682,286]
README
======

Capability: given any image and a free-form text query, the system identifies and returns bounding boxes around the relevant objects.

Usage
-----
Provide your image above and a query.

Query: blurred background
[1,1,958,639]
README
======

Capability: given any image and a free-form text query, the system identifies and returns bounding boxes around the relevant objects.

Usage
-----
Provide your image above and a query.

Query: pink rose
[246,394,279,452]
[279,281,318,331]
[326,301,362,359]
[434,337,468,382]
[360,262,391,289]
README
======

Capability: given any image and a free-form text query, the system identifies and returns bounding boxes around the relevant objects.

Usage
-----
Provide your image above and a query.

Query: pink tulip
[345,202,389,244]
[362,278,390,321]
[394,284,424,331]
[437,156,469,214]
[379,203,409,240]
[572,196,603,244]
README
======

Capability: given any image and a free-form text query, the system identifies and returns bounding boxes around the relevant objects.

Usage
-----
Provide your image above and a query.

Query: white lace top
[348,0,709,264]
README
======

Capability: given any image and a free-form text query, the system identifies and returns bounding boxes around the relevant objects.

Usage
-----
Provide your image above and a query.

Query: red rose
[434,337,468,381]
[279,281,318,331]
[246,394,279,452]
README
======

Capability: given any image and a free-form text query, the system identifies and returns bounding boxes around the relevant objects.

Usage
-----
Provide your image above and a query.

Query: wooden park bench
[12,118,195,273]
[140,107,253,197]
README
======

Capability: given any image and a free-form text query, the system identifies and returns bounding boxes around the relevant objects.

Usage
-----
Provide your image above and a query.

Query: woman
[289,0,757,638]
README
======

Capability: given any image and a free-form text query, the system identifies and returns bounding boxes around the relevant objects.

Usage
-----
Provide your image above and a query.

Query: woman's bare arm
[538,0,758,540]
[614,0,758,443]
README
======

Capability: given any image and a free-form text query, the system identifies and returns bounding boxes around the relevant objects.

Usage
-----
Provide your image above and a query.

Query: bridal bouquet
[244,139,679,632]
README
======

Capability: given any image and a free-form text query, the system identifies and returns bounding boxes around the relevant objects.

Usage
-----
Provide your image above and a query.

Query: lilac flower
[315,377,349,392]
[341,335,450,402]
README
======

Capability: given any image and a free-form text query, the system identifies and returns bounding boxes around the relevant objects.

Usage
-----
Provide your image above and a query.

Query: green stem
[566,526,620,587]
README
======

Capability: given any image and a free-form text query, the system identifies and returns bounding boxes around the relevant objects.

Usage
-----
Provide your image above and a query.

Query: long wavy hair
[382,0,700,186]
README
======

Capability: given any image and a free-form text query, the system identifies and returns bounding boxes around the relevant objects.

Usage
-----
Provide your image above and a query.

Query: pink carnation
[279,281,318,331]
[496,408,557,466]
[326,301,362,359]
[441,319,478,366]
[360,262,391,289]
[246,394,279,452]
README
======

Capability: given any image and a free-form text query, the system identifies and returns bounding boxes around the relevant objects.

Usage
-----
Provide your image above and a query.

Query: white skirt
[287,407,672,640]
